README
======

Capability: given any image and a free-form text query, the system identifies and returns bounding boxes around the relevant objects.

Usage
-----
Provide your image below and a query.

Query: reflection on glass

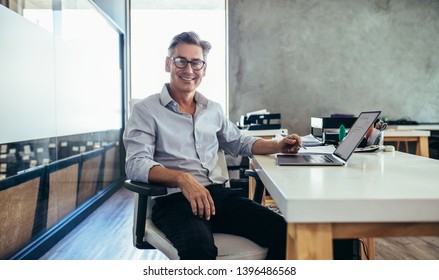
[54,7,122,135]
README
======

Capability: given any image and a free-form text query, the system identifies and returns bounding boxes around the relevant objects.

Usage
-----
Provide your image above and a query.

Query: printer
[311,115,357,144]
[243,113,281,130]
[239,109,281,130]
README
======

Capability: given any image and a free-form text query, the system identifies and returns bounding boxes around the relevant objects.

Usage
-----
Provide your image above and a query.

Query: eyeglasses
[171,57,205,70]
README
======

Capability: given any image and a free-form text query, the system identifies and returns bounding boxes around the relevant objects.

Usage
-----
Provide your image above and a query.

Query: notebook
[277,111,381,166]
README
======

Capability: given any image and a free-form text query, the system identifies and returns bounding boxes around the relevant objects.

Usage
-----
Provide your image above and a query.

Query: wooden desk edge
[287,222,439,260]
[383,135,430,158]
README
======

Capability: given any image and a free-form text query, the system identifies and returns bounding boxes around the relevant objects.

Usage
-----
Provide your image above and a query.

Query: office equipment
[251,150,439,260]
[278,111,380,166]
[241,113,281,130]
[387,118,418,125]
[311,116,357,144]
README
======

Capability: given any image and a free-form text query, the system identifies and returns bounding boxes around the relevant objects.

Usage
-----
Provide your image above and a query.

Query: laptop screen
[334,111,381,161]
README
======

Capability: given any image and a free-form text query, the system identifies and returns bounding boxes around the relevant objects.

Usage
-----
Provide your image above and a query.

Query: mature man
[123,31,302,259]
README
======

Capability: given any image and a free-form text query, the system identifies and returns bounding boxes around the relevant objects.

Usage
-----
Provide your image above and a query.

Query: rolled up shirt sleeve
[123,100,162,183]
[216,109,261,158]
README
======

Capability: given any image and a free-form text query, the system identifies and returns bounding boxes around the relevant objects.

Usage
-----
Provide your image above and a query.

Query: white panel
[0,5,56,143]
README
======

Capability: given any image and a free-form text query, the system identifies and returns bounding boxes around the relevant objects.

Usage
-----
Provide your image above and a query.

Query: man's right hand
[178,172,216,220]
[148,165,215,220]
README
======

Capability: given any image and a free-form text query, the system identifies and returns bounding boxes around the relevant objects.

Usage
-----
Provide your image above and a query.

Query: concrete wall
[228,0,439,135]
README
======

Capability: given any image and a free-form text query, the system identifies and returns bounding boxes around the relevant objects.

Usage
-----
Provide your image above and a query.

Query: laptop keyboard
[302,155,333,163]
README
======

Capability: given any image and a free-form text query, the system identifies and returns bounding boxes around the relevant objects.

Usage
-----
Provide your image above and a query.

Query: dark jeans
[152,184,286,260]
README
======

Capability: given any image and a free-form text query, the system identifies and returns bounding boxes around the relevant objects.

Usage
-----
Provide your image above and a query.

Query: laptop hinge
[332,154,347,165]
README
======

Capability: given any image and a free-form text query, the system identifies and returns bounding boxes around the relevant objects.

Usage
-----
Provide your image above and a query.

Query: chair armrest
[244,169,258,178]
[244,170,264,204]
[123,180,167,249]
[124,180,168,196]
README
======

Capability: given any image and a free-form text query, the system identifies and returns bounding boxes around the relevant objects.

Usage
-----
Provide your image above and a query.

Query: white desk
[251,151,439,260]
[387,124,439,131]
[242,128,288,138]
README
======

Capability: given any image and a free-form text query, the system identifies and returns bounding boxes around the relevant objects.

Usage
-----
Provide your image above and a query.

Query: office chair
[124,151,268,260]
[125,99,268,259]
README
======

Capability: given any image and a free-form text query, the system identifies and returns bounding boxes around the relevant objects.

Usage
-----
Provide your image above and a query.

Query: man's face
[165,43,206,94]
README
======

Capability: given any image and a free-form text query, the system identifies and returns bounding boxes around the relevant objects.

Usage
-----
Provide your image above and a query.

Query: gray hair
[168,31,212,61]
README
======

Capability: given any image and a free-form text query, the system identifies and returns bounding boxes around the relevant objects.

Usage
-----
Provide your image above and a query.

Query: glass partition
[0,0,123,259]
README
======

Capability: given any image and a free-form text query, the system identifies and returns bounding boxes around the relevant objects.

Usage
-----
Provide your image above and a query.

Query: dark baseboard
[10,179,124,260]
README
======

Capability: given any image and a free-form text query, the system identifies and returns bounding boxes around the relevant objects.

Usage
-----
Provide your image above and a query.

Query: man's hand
[148,166,215,220]
[251,133,303,155]
[177,173,216,220]
[279,133,302,153]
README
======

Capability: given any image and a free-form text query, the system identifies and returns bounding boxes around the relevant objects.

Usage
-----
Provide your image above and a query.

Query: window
[131,0,227,112]
[0,0,123,258]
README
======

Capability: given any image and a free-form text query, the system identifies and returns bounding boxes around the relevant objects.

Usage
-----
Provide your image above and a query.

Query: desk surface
[252,151,439,223]
[388,124,439,131]
[383,129,430,137]
[242,128,288,137]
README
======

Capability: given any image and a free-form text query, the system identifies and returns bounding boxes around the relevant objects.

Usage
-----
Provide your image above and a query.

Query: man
[123,31,302,260]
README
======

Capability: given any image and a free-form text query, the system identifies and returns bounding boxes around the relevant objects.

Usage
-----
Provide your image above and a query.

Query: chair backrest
[0,165,45,259]
[217,150,230,188]
[46,154,81,229]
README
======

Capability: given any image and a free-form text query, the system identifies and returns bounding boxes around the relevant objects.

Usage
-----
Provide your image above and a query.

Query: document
[301,134,324,147]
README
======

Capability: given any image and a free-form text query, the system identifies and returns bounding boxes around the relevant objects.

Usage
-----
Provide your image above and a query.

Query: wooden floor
[40,186,168,260]
[40,187,439,260]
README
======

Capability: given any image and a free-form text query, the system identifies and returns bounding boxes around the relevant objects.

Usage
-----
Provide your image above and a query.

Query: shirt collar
[159,83,208,111]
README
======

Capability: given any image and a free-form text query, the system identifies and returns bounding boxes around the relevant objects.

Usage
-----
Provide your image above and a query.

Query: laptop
[277,111,381,166]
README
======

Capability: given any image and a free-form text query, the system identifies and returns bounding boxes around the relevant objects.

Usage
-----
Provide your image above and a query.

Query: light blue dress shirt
[123,84,260,196]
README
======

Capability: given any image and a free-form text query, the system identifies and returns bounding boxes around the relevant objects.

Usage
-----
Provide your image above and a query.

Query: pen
[286,135,307,150]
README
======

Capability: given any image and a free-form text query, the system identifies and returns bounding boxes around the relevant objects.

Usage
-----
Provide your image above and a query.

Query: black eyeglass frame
[170,56,206,70]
